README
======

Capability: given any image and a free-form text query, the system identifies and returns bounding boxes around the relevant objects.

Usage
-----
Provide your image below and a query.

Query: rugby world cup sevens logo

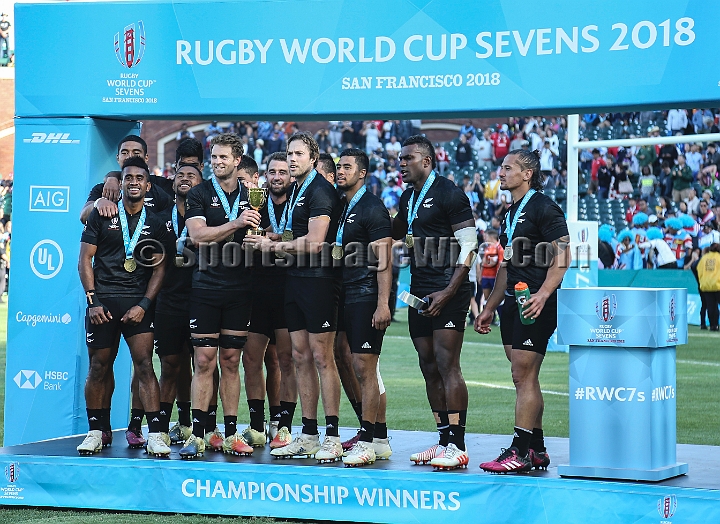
[577,227,589,243]
[4,462,19,483]
[595,294,617,322]
[658,494,677,518]
[114,21,145,68]
[669,295,676,323]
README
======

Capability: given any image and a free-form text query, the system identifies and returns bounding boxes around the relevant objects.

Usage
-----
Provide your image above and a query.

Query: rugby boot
[125,427,146,449]
[316,436,343,463]
[77,430,103,455]
[342,440,376,467]
[270,433,321,459]
[529,449,551,470]
[431,443,469,471]
[241,426,267,447]
[101,430,113,448]
[222,433,254,456]
[268,421,279,442]
[179,434,205,460]
[269,426,293,449]
[372,437,393,460]
[341,430,361,452]
[168,422,192,445]
[479,447,532,474]
[146,433,171,458]
[204,427,224,452]
[410,444,445,465]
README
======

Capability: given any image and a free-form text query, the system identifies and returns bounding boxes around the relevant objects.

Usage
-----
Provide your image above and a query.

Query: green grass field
[0,301,718,522]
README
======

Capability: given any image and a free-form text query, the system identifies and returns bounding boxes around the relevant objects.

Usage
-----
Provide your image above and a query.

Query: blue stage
[0,428,717,523]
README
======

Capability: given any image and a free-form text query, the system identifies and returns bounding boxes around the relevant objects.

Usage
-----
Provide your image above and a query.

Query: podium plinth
[556,288,689,481]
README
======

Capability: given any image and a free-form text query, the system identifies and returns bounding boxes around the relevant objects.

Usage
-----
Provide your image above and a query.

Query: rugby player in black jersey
[154,162,202,445]
[79,137,201,448]
[77,156,172,457]
[179,134,261,459]
[476,150,569,474]
[392,135,478,471]
[246,132,343,463]
[316,153,337,184]
[241,152,297,450]
[332,149,393,467]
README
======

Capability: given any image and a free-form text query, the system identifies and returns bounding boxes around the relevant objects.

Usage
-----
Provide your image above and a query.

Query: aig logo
[30,240,64,279]
[29,186,70,213]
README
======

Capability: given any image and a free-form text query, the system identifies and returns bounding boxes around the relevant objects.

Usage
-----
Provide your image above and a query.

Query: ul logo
[30,240,64,279]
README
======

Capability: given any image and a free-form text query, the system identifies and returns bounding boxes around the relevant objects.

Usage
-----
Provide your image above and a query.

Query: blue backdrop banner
[14,0,719,119]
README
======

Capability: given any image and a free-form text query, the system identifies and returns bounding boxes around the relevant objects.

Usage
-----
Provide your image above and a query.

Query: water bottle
[514,282,535,325]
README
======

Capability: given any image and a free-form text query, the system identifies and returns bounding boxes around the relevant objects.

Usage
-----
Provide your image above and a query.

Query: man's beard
[270,186,288,197]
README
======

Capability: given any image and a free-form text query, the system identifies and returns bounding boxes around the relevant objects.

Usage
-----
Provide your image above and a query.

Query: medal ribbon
[211,175,241,222]
[407,170,436,235]
[504,189,536,246]
[336,186,366,247]
[283,170,317,236]
[267,200,287,234]
[118,200,146,260]
[172,204,188,255]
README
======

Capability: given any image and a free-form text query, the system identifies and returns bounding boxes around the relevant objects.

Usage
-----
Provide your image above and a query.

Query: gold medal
[331,245,344,260]
[124,258,137,272]
[225,233,235,243]
[175,255,185,267]
[504,246,513,261]
[282,230,294,242]
[405,234,414,249]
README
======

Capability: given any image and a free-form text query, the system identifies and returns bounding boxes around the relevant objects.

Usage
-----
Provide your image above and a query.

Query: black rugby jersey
[155,205,193,315]
[339,191,391,300]
[184,178,253,291]
[285,173,342,279]
[498,191,568,294]
[81,207,172,297]
[396,175,473,289]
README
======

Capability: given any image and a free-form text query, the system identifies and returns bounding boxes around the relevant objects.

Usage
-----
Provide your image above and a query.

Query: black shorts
[338,298,383,355]
[154,310,191,357]
[188,288,252,335]
[500,292,557,355]
[407,284,472,339]
[249,278,287,337]
[285,275,340,334]
[85,296,154,350]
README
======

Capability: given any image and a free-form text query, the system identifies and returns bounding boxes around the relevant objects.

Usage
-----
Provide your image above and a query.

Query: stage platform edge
[0,429,718,524]
[558,463,689,482]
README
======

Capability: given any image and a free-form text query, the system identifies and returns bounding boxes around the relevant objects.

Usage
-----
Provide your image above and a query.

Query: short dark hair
[121,155,150,175]
[592,148,600,155]
[402,135,436,169]
[339,148,369,173]
[211,133,244,158]
[318,153,337,176]
[176,138,204,163]
[118,135,147,155]
[238,155,258,175]
[506,149,543,191]
[267,152,287,166]
[287,131,320,167]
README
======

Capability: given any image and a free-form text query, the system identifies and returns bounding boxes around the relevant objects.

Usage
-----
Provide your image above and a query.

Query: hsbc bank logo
[657,494,677,519]
[114,21,146,68]
[13,370,42,390]
[595,294,618,322]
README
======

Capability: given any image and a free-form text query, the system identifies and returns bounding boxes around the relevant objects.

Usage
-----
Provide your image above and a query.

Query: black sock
[359,420,374,443]
[224,415,238,437]
[325,415,340,437]
[206,405,218,432]
[437,411,450,447]
[128,409,144,432]
[447,410,465,450]
[270,405,282,424]
[301,417,318,436]
[280,401,296,431]
[530,428,546,453]
[100,408,111,432]
[146,411,162,434]
[350,399,363,425]
[191,409,207,439]
[248,399,265,432]
[87,408,103,431]
[159,402,173,432]
[459,410,467,429]
[177,401,192,427]
[374,422,388,440]
[512,427,533,457]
